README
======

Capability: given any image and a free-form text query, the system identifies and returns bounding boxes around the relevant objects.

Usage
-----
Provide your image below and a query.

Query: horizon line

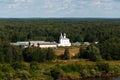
[0,17,120,19]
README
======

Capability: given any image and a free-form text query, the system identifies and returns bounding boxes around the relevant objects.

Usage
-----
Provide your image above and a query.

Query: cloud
[113,0,120,2]
[1,0,118,10]
[44,0,76,14]
[0,0,120,18]
[76,0,117,11]
[43,0,117,14]
[8,0,33,8]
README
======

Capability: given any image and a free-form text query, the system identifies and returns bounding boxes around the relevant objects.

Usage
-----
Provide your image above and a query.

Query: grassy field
[55,47,79,56]
[21,59,120,70]
[43,59,120,65]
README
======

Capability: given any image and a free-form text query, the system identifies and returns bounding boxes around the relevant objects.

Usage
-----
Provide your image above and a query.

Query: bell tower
[60,33,63,39]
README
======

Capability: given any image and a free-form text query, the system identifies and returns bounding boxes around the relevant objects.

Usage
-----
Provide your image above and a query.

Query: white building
[58,33,71,47]
[83,42,90,46]
[29,41,57,48]
[72,42,81,46]
[11,41,57,48]
[10,41,29,48]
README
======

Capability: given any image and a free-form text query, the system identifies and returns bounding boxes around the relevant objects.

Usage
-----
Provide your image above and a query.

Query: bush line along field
[0,60,120,80]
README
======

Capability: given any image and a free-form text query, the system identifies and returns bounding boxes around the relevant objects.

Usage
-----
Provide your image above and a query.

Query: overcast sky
[0,0,120,18]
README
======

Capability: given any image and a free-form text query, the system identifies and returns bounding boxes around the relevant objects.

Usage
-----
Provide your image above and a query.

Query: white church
[58,33,71,47]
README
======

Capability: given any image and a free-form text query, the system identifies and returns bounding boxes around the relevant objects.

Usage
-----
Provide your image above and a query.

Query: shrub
[16,70,31,80]
[80,69,91,77]
[96,62,110,73]
[1,64,14,73]
[50,67,62,80]
[30,62,39,71]
[11,62,24,70]
[61,64,82,72]
[111,64,120,75]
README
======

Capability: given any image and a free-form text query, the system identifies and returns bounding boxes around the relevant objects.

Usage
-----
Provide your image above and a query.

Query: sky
[0,0,120,18]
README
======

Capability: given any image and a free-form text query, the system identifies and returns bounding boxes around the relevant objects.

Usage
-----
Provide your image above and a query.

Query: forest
[0,18,120,80]
[0,18,120,42]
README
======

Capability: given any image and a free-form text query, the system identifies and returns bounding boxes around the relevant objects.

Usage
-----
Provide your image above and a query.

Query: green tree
[62,48,70,60]
[86,45,102,61]
[0,52,4,63]
[78,46,86,58]
[46,48,56,61]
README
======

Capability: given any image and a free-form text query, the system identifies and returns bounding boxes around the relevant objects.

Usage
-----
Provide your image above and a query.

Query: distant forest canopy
[0,18,120,42]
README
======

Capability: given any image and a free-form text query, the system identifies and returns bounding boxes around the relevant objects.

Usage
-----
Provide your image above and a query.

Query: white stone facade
[58,33,71,47]
[11,41,57,48]
[29,41,57,48]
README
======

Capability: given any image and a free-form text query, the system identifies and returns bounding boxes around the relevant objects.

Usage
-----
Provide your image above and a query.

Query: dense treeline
[23,47,56,62]
[77,38,120,61]
[0,19,120,42]
[0,42,56,64]
[0,41,23,63]
[99,38,120,60]
[0,37,119,64]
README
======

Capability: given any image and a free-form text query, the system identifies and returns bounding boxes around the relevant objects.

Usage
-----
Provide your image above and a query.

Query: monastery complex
[11,33,71,48]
